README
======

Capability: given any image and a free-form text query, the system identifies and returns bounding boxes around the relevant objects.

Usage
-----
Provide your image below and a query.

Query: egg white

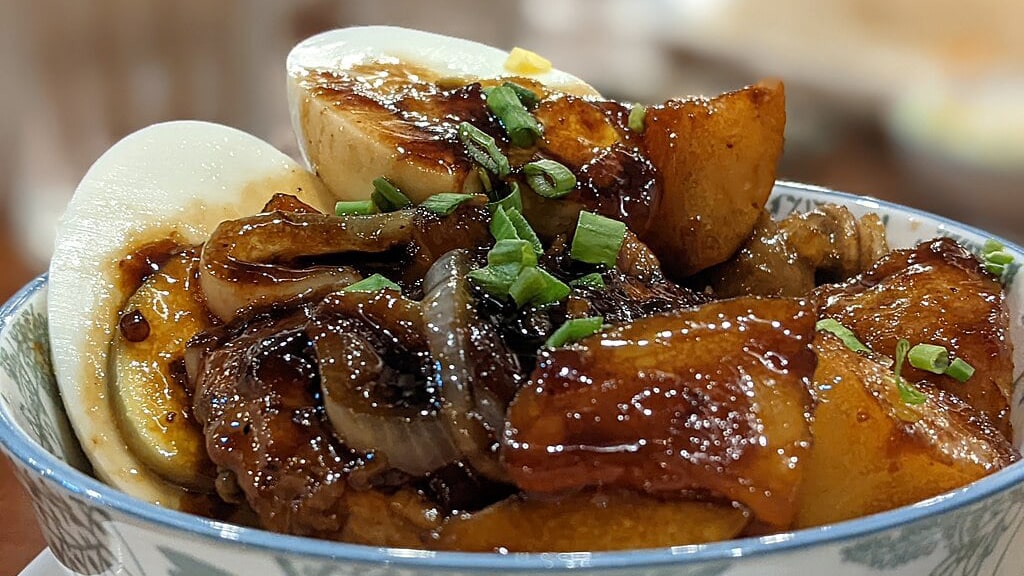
[286,26,599,201]
[48,120,332,506]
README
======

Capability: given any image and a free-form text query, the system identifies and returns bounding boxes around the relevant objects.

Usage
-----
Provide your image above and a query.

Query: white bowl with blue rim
[1,182,1022,576]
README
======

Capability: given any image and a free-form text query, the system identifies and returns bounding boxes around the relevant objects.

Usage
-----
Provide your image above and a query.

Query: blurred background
[0,1,1022,572]
[1,0,1023,273]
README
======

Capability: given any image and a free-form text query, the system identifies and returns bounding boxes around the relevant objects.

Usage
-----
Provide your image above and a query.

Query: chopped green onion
[503,82,540,109]
[545,316,604,348]
[467,265,519,297]
[468,239,536,298]
[570,210,626,267]
[490,206,519,242]
[628,103,647,133]
[335,200,375,216]
[458,122,510,178]
[523,159,576,199]
[477,167,494,194]
[986,251,1015,265]
[509,266,570,307]
[488,239,537,268]
[815,318,871,354]
[421,193,477,216]
[894,338,927,405]
[485,85,543,148]
[908,343,949,374]
[371,177,412,212]
[983,239,1005,255]
[897,379,928,405]
[486,183,523,214]
[506,208,543,254]
[343,274,401,294]
[981,238,1015,279]
[945,358,976,383]
[489,205,543,254]
[570,272,605,290]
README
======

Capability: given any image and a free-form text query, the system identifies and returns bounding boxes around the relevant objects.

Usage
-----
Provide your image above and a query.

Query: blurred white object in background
[888,76,1024,241]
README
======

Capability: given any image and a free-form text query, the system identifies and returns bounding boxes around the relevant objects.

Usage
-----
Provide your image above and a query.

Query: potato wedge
[110,249,215,490]
[796,334,1019,528]
[641,81,785,278]
[435,491,748,552]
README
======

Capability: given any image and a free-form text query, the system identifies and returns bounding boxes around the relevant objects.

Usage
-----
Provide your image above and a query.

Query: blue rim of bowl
[1,182,1022,571]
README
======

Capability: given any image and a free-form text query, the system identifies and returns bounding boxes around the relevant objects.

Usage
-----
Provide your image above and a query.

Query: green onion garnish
[478,167,494,194]
[946,357,976,383]
[628,103,647,133]
[458,122,510,178]
[570,210,626,267]
[894,338,927,405]
[570,272,605,290]
[981,238,1015,278]
[486,85,543,148]
[523,159,576,199]
[371,177,412,212]
[335,200,376,216]
[907,343,949,374]
[467,238,537,298]
[488,238,538,268]
[509,266,570,307]
[503,82,540,109]
[506,208,543,254]
[490,206,519,242]
[815,318,871,354]
[545,316,605,348]
[421,193,477,216]
[490,206,543,254]
[467,265,519,298]
[343,273,401,294]
[486,182,523,214]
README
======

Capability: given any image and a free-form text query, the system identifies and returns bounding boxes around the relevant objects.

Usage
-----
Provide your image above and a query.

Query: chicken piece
[503,297,817,529]
[708,205,888,297]
[435,490,749,552]
[815,238,1014,436]
[190,298,444,541]
[797,334,1019,527]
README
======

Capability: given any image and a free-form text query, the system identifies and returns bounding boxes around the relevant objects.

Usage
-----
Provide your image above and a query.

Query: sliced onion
[199,210,414,322]
[422,250,523,481]
[311,292,460,477]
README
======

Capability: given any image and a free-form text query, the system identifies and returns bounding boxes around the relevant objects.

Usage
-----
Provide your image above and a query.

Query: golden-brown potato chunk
[816,238,1015,436]
[435,491,749,552]
[641,82,786,278]
[797,334,1019,528]
[502,297,816,529]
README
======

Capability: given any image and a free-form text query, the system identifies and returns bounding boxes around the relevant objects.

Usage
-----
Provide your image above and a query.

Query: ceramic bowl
[1,182,1023,576]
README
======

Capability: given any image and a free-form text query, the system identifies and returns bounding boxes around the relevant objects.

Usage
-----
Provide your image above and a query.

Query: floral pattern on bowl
[1,182,1023,576]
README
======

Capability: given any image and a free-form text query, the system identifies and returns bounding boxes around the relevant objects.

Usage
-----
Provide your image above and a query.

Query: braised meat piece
[503,297,818,528]
[815,238,1014,436]
[706,205,888,298]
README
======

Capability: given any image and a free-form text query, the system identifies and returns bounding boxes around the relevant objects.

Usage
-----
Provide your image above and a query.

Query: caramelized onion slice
[422,250,524,482]
[200,210,415,321]
[312,291,460,477]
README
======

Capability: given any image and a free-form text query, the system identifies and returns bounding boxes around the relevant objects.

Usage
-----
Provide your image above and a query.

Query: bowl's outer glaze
[1,183,1023,576]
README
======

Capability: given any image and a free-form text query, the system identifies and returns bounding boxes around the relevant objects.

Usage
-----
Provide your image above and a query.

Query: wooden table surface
[0,211,45,576]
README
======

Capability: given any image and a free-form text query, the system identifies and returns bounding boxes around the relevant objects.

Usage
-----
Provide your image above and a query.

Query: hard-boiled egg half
[286,25,598,203]
[49,27,601,508]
